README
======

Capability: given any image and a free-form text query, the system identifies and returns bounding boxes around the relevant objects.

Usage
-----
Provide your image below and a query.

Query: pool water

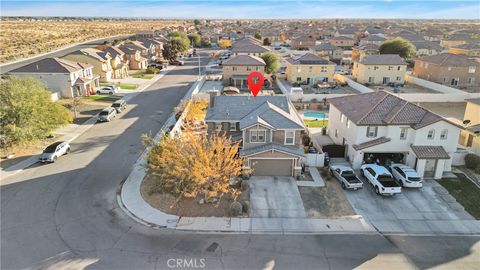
[303,112,328,119]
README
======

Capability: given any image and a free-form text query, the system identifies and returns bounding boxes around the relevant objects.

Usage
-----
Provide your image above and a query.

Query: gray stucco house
[204,94,306,177]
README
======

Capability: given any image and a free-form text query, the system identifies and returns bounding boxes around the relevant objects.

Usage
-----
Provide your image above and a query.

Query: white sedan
[39,141,70,163]
[96,86,119,95]
[390,163,423,188]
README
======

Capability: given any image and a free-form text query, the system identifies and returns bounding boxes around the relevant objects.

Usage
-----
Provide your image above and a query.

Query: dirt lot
[141,174,249,217]
[299,168,356,218]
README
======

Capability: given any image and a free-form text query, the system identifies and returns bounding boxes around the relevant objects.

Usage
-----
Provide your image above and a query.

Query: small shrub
[146,66,160,74]
[465,154,480,170]
[230,201,243,216]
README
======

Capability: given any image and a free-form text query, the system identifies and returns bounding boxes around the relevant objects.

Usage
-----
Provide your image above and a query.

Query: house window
[285,131,295,145]
[321,66,327,72]
[247,66,252,71]
[447,66,452,71]
[427,129,435,140]
[308,66,313,72]
[400,127,408,140]
[440,129,448,140]
[388,66,393,70]
[468,66,476,73]
[255,67,259,71]
[397,66,402,70]
[229,122,237,131]
[374,66,379,70]
[297,67,301,73]
[335,129,339,138]
[368,77,374,83]
[250,129,266,143]
[396,76,402,81]
[468,77,475,85]
[366,126,377,138]
[443,77,449,83]
[232,67,237,71]
[215,123,222,131]
[296,77,302,82]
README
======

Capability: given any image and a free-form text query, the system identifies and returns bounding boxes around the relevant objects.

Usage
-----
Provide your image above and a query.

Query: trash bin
[322,128,327,135]
[324,152,330,167]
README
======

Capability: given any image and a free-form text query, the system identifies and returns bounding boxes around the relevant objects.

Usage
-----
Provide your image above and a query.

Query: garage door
[251,159,293,176]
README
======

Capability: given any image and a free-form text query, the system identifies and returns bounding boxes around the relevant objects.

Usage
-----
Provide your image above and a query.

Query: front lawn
[304,119,328,128]
[131,70,155,79]
[439,173,480,219]
[85,95,119,102]
[100,83,137,90]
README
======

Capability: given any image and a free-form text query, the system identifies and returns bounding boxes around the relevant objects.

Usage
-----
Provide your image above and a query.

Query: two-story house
[329,36,355,49]
[8,57,99,98]
[231,37,269,57]
[412,53,479,88]
[290,36,316,50]
[118,45,148,70]
[62,48,113,82]
[104,46,129,79]
[459,98,480,156]
[359,35,386,46]
[308,43,343,63]
[205,95,306,177]
[285,53,336,85]
[351,44,379,62]
[352,54,407,85]
[136,38,164,61]
[222,55,266,89]
[327,91,462,179]
[449,43,480,60]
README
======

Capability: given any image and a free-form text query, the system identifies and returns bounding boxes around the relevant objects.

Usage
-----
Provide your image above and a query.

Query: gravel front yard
[299,168,356,218]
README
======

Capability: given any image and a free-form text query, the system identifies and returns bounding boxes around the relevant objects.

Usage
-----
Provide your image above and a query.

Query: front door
[424,159,436,177]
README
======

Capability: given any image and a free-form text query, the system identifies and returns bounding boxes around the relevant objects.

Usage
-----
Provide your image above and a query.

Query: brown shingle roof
[285,53,334,65]
[223,55,265,66]
[358,54,406,65]
[410,145,450,159]
[68,48,110,62]
[416,53,480,66]
[9,57,91,74]
[328,91,459,129]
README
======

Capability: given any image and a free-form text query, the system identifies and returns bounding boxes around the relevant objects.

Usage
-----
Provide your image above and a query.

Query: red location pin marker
[247,71,264,97]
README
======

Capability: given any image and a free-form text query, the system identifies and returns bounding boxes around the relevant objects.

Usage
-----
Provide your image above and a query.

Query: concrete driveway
[249,176,306,218]
[345,176,478,234]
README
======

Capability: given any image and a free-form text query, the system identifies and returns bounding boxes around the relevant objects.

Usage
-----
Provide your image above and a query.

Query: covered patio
[74,75,100,96]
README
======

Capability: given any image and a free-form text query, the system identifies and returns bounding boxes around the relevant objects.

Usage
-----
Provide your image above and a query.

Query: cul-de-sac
[1,2,480,269]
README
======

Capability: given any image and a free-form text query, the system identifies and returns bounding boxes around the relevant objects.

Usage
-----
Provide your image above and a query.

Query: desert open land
[0,18,185,63]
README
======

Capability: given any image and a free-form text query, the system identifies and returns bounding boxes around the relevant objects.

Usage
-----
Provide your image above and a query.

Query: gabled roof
[417,53,480,66]
[328,91,460,130]
[410,145,450,159]
[205,96,304,130]
[353,137,391,150]
[67,48,111,62]
[285,53,334,65]
[223,55,265,66]
[309,43,340,51]
[232,38,269,53]
[9,57,92,74]
[358,54,406,65]
[136,38,163,48]
[354,43,380,51]
[240,143,305,157]
[104,46,125,57]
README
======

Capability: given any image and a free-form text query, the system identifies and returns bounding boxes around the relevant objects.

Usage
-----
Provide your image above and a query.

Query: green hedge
[465,154,480,172]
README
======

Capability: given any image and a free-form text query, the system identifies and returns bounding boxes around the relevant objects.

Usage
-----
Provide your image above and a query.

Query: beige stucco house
[285,53,336,85]
[104,46,129,79]
[222,55,266,89]
[205,95,306,177]
[62,48,113,82]
[352,54,407,85]
[459,99,480,156]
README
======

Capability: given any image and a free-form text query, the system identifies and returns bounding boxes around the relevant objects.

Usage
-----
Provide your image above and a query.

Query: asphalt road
[1,53,480,270]
[0,34,133,74]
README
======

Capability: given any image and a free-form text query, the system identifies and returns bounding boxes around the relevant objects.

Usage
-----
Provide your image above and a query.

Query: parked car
[39,141,70,163]
[148,63,163,70]
[390,163,423,188]
[330,165,363,190]
[97,107,117,122]
[169,60,184,66]
[111,99,127,113]
[96,86,119,95]
[360,164,401,196]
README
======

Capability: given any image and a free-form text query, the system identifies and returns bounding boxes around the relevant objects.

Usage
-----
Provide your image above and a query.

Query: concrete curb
[0,67,175,180]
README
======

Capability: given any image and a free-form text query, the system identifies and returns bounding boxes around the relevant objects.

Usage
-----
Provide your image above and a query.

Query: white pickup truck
[330,165,363,190]
[360,164,402,196]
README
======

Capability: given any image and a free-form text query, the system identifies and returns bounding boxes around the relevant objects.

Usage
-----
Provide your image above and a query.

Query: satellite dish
[463,120,471,125]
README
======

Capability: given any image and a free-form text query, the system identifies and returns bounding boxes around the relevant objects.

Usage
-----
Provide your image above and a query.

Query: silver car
[97,107,117,122]
[39,141,70,163]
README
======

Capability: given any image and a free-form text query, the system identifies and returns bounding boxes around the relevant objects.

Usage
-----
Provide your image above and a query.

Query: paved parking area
[345,175,478,234]
[249,176,306,218]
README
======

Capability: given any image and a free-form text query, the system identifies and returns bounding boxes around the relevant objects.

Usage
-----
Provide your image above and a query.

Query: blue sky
[1,0,479,19]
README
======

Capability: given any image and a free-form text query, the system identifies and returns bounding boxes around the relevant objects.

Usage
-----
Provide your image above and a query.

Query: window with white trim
[366,126,377,138]
[250,129,266,143]
[215,123,222,131]
[427,129,435,140]
[468,66,476,73]
[400,127,408,140]
[440,129,448,140]
[229,122,237,131]
[285,131,295,145]
[321,66,328,72]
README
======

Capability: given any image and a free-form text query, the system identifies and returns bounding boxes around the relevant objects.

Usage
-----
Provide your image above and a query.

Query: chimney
[208,90,218,108]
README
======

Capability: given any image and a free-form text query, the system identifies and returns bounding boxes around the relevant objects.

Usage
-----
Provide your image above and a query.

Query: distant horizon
[2,1,480,20]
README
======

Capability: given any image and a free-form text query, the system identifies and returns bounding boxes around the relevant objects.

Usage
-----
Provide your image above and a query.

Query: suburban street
[1,53,479,270]
[0,34,133,74]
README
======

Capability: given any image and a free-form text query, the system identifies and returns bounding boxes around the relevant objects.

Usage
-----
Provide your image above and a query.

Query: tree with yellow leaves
[144,130,246,202]
[218,39,232,49]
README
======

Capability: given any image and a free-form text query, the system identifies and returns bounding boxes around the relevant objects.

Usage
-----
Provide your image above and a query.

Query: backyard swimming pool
[303,111,328,119]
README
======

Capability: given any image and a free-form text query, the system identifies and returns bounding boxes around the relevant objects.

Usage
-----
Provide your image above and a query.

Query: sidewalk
[0,67,175,180]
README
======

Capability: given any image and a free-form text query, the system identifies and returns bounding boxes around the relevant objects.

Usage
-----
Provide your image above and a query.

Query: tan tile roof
[353,137,391,150]
[9,57,92,74]
[410,145,450,159]
[223,55,265,66]
[358,54,406,65]
[416,53,480,66]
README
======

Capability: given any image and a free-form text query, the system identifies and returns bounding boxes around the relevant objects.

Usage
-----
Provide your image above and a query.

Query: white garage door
[251,159,293,176]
